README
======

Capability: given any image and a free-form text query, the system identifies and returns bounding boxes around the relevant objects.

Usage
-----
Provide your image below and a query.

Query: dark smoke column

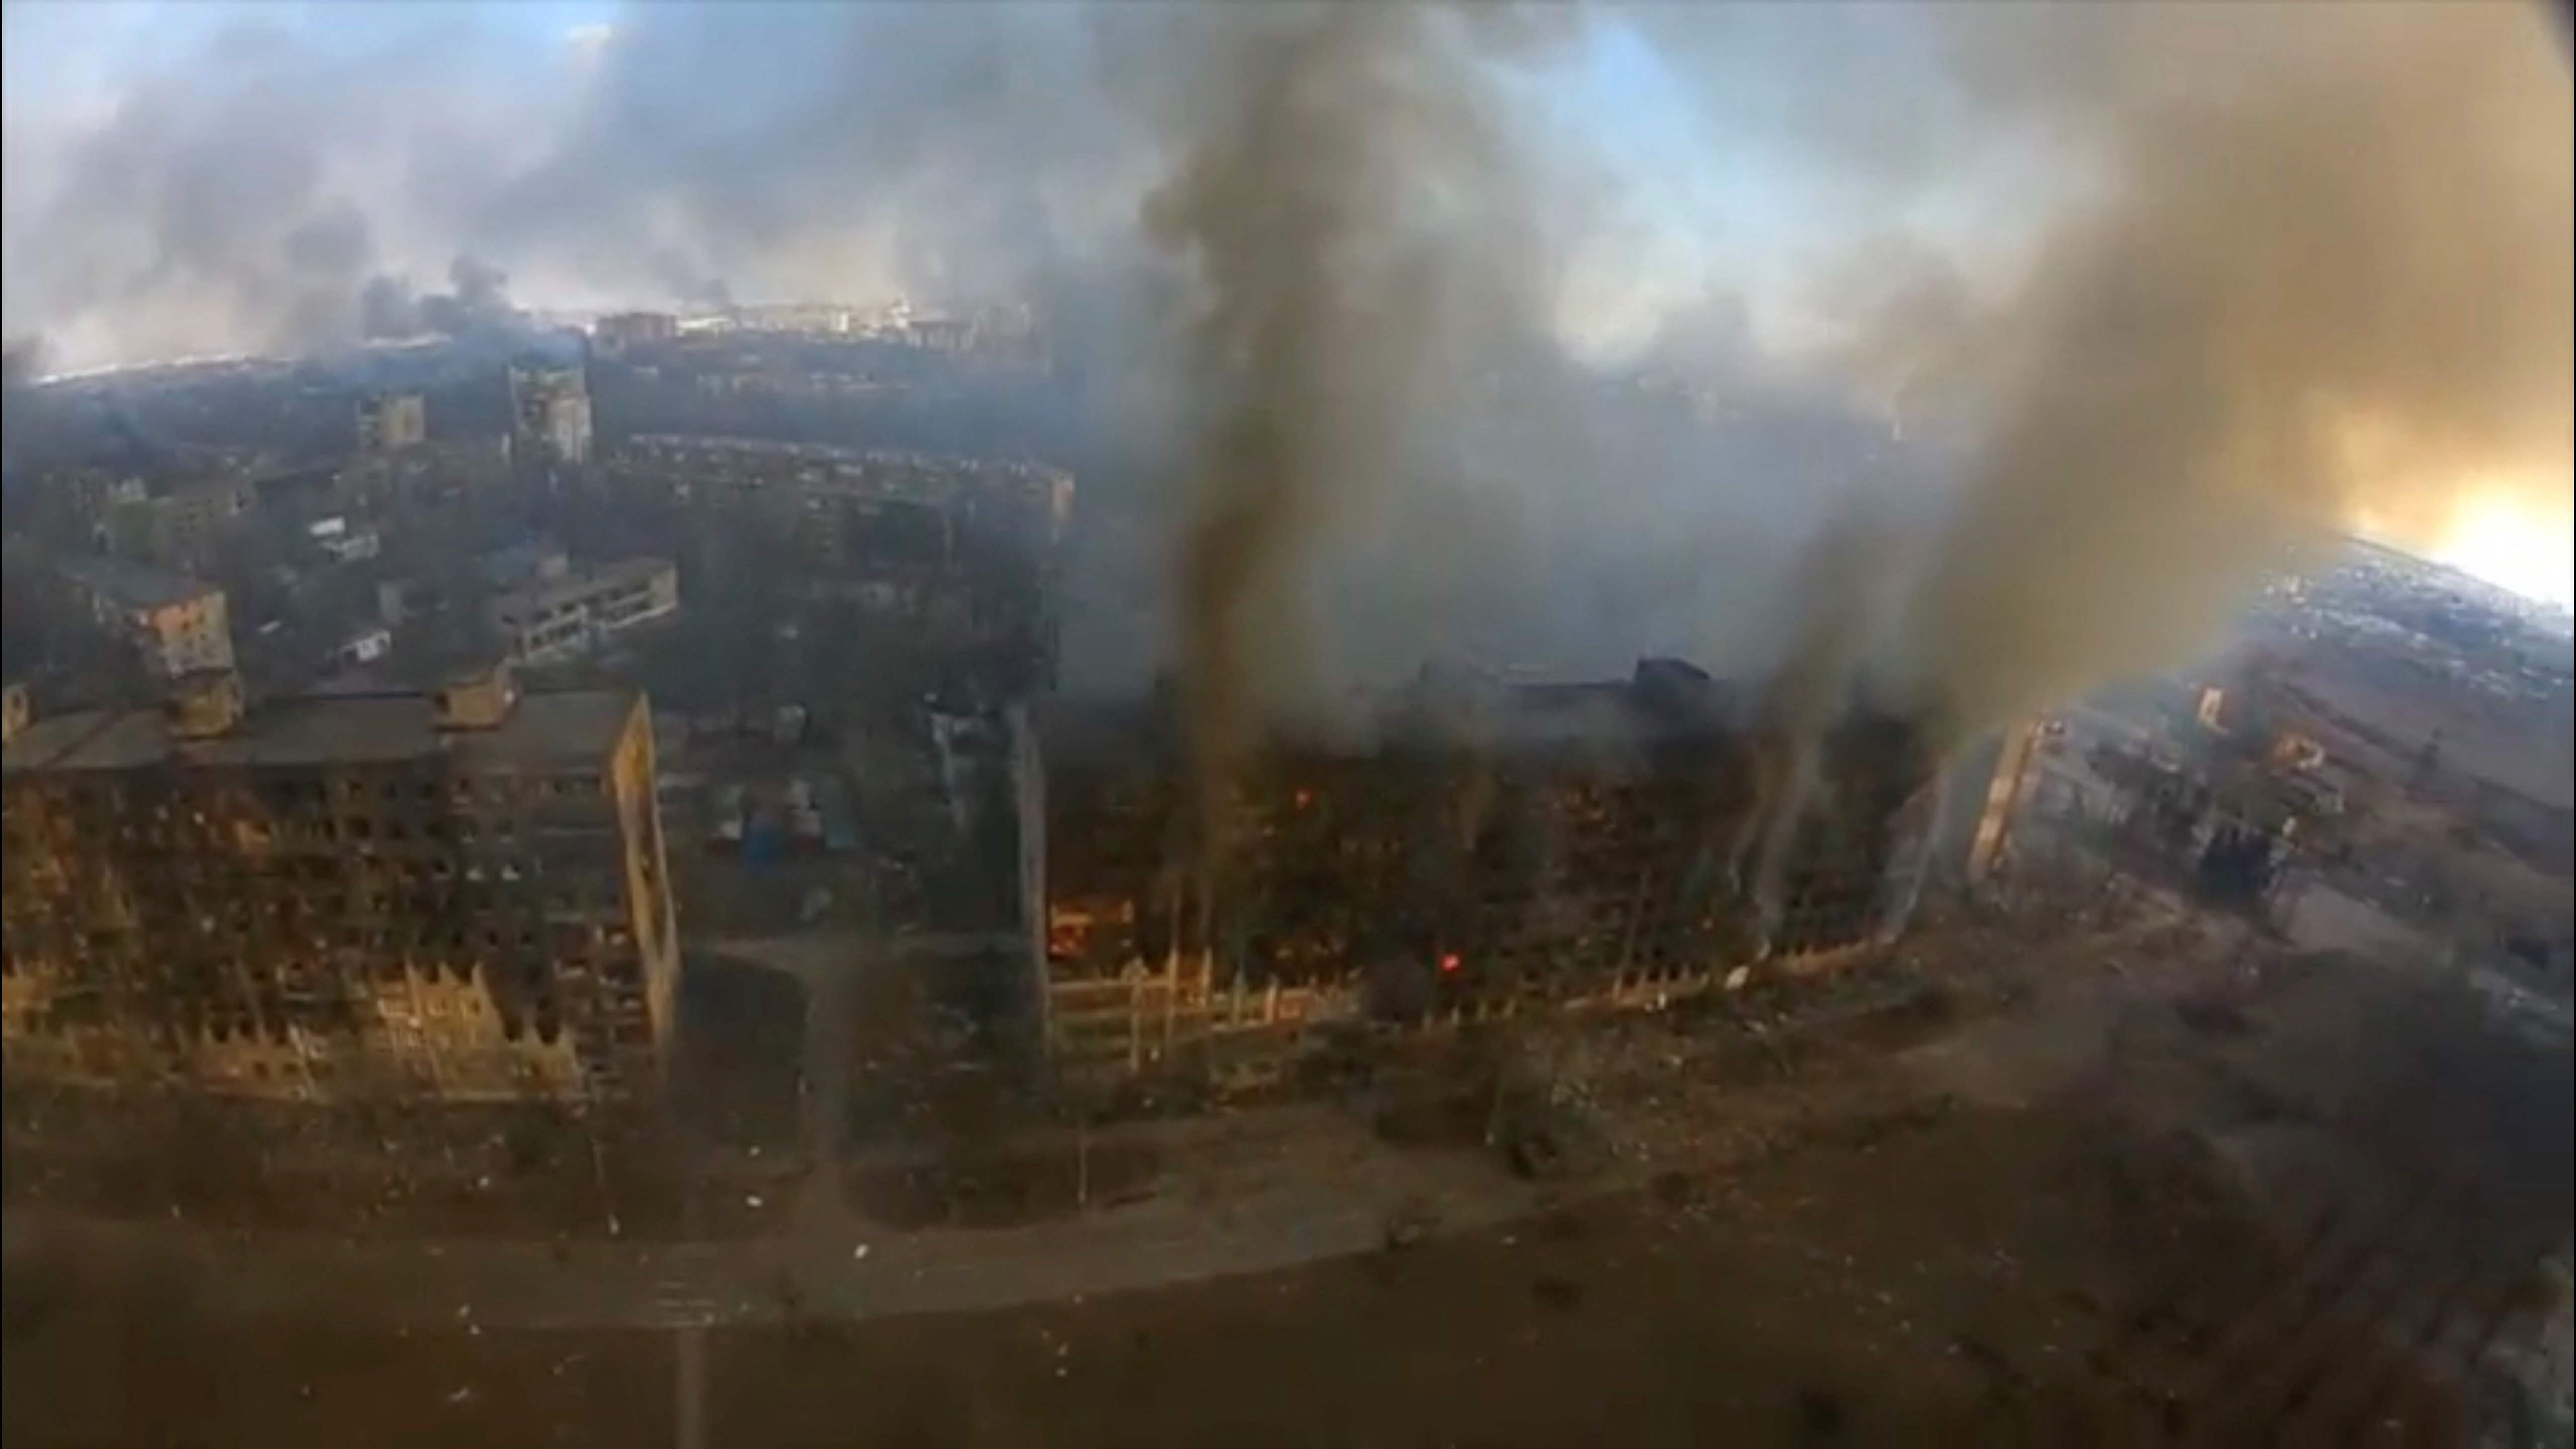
[1146,3,1560,844]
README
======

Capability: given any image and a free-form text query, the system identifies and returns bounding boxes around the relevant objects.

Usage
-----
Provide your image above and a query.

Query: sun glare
[2428,492,2576,608]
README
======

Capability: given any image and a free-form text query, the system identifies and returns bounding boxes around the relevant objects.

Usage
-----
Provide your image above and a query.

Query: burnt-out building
[1020,659,1945,1084]
[1,663,681,1105]
[2087,742,2311,914]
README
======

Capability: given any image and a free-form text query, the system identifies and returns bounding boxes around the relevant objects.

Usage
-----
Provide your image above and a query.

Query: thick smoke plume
[1867,3,2574,741]
[0,10,557,360]
[1,5,1151,362]
[2,337,45,470]
[1144,5,1563,826]
[5,2,2566,755]
[359,253,524,342]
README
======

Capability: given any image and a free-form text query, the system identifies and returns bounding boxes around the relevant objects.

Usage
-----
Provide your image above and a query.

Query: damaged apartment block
[0,661,681,1106]
[1023,658,1949,1086]
[2085,740,2319,917]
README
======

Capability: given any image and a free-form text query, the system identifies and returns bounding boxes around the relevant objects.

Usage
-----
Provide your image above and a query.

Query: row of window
[8,772,610,836]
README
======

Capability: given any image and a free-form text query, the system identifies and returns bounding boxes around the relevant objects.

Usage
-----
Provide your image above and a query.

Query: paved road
[4,1124,1532,1332]
[7,927,2113,1338]
[8,924,1522,1337]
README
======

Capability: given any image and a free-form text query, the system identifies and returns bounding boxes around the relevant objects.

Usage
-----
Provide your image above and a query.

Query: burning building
[1021,659,1946,1085]
[0,663,680,1105]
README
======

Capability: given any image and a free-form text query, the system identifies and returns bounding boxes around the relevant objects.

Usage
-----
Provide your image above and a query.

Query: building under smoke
[591,312,682,355]
[355,391,427,454]
[2085,740,2323,917]
[1021,658,1946,1085]
[509,364,594,468]
[608,434,1073,550]
[606,434,1071,693]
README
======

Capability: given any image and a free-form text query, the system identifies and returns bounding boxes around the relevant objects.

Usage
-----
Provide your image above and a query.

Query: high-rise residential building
[99,476,257,569]
[592,311,680,352]
[1024,659,1945,1084]
[1,663,680,1105]
[510,364,594,466]
[357,391,428,453]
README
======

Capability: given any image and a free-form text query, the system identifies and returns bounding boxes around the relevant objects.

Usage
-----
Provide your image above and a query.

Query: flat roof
[2,688,638,777]
[1036,660,1766,769]
[624,433,1071,483]
[493,556,672,618]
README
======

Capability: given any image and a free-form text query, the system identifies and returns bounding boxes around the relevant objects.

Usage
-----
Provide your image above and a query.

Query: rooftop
[56,554,219,611]
[625,433,1072,484]
[477,539,569,590]
[2,688,638,777]
[1036,659,1772,770]
[493,556,673,618]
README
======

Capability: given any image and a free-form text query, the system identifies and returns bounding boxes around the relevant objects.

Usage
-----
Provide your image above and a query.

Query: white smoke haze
[3,1,2568,753]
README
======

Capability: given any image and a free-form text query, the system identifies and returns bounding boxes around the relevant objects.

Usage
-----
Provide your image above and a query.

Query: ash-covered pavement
[9,907,2569,1448]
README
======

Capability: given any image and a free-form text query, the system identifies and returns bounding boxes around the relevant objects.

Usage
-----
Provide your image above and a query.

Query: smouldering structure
[1022,658,1948,1083]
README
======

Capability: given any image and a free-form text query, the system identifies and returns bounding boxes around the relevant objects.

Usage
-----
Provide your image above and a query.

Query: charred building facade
[1023,660,1944,1084]
[2086,742,2322,915]
[1,665,681,1105]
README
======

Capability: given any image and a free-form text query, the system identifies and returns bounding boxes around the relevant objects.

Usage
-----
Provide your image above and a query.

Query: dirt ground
[9,905,2569,1449]
[0,1112,2535,1449]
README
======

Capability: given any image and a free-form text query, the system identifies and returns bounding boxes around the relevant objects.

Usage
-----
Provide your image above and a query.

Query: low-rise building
[332,627,394,670]
[305,515,382,565]
[56,555,235,679]
[489,557,680,666]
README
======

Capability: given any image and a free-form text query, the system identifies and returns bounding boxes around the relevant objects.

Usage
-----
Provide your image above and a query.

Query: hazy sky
[0,0,1990,359]
[3,0,2568,612]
